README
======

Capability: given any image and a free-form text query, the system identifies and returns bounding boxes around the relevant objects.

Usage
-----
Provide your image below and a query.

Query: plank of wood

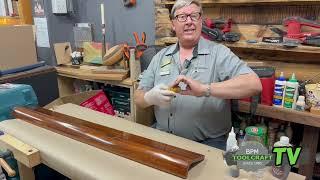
[56,66,128,81]
[245,59,320,81]
[232,101,320,128]
[299,126,319,180]
[91,66,129,75]
[18,162,35,180]
[13,107,205,179]
[224,41,320,54]
[203,5,320,24]
[0,134,40,168]
[231,46,320,64]
[0,66,56,83]
[155,36,320,64]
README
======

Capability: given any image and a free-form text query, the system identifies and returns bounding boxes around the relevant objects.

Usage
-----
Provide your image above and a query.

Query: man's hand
[172,75,208,97]
[144,84,176,107]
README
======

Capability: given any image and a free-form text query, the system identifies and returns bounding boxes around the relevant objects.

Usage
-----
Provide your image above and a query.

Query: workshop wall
[33,0,155,66]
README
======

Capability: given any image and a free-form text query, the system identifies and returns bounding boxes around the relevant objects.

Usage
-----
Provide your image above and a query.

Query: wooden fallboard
[12,107,205,179]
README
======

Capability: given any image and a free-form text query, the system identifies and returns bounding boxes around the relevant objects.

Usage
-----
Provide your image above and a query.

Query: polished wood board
[13,107,205,179]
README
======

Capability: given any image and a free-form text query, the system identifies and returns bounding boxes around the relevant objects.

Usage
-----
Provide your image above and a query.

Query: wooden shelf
[56,66,132,86]
[232,101,320,128]
[155,37,320,55]
[162,0,320,6]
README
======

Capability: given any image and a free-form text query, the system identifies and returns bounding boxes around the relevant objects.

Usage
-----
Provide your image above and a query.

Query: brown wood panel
[0,66,55,83]
[245,59,320,81]
[13,107,205,179]
[299,126,319,180]
[232,101,320,128]
[230,46,320,64]
[56,66,128,81]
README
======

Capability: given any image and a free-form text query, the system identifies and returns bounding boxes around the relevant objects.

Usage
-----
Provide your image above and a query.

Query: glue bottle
[273,72,286,107]
[283,73,299,109]
[226,127,239,178]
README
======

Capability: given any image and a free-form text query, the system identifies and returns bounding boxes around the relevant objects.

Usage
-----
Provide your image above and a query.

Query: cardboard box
[0,25,37,71]
[45,90,100,109]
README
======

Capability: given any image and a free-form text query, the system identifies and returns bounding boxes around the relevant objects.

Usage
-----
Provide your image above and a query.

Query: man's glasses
[174,12,201,22]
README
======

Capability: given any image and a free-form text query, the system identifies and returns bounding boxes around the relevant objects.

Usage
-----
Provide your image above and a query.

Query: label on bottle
[284,87,295,108]
[273,84,285,106]
[295,104,304,111]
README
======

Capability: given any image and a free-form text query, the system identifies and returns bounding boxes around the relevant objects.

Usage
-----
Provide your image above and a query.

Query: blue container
[0,84,38,121]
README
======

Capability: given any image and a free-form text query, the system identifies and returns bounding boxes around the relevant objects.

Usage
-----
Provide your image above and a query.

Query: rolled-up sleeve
[138,53,159,91]
[216,45,253,81]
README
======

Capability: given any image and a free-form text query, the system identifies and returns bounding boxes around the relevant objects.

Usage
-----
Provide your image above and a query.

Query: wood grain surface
[12,107,205,179]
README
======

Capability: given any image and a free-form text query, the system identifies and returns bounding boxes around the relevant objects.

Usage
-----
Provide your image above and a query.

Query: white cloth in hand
[144,84,176,107]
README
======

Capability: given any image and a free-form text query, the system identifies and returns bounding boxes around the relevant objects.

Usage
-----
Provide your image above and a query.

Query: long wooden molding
[13,107,205,178]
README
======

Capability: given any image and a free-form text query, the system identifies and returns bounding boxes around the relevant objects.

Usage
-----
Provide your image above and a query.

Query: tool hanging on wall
[124,32,147,59]
[123,0,136,7]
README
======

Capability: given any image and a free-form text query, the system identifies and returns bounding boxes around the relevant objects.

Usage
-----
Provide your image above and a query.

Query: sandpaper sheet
[0,104,304,180]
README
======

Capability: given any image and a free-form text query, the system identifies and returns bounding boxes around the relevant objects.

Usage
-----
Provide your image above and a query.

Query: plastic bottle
[295,96,306,111]
[271,136,291,180]
[227,127,238,151]
[283,73,299,109]
[273,72,286,107]
[226,127,239,178]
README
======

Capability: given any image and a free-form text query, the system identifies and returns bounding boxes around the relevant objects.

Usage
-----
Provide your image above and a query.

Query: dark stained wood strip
[13,107,205,179]
[0,66,56,83]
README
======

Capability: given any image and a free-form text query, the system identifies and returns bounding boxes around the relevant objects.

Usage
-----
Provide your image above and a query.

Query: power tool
[201,18,240,42]
[271,17,320,47]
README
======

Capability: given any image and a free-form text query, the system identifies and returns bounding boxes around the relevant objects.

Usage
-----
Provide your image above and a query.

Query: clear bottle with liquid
[295,96,306,111]
[271,136,291,180]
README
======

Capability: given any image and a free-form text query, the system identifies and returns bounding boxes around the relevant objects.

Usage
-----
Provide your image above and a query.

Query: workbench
[0,104,305,180]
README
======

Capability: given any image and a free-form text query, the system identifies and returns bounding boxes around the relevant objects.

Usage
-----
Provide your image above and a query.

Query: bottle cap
[289,73,298,82]
[278,72,286,81]
[229,127,236,137]
[280,136,290,144]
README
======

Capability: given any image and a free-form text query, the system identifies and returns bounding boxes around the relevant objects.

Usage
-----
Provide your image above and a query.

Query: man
[135,0,262,150]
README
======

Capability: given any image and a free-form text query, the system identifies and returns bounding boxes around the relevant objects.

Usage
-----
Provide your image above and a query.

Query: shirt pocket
[190,65,211,83]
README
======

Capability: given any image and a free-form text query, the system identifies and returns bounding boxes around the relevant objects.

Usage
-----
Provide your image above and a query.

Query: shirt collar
[164,37,210,56]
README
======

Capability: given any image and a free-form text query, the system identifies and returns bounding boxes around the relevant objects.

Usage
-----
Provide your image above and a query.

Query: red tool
[202,18,240,42]
[124,32,147,59]
[123,0,136,7]
[282,17,320,47]
[203,18,232,33]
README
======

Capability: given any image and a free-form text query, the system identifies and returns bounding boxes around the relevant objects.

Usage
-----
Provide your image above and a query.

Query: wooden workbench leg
[18,162,35,180]
[299,125,319,180]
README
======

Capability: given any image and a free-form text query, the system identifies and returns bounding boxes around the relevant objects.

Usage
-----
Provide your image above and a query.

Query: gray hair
[170,0,203,20]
